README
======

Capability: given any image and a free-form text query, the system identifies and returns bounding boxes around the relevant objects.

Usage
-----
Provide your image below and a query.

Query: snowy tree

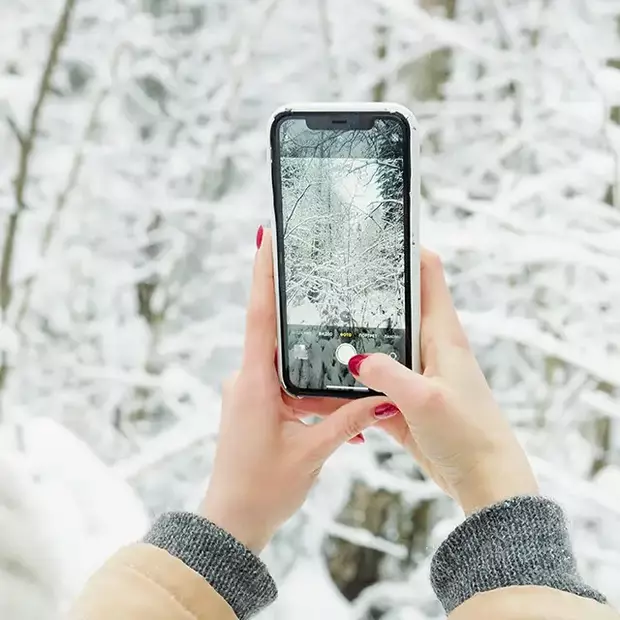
[0,0,619,618]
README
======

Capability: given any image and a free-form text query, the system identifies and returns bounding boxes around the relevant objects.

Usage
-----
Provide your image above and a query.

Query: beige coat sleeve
[69,545,617,620]
[449,585,619,620]
[68,544,236,620]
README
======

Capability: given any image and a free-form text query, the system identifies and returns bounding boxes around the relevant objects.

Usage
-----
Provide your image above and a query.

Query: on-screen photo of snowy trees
[278,117,409,390]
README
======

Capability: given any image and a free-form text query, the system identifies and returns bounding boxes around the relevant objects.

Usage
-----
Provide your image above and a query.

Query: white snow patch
[264,558,352,620]
[21,418,149,594]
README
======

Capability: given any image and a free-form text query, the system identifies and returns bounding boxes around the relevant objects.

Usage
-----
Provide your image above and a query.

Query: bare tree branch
[1,0,78,317]
[0,0,78,395]
[14,47,123,334]
[6,117,25,148]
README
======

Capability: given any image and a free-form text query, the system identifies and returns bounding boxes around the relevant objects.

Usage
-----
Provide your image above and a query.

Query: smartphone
[270,103,420,399]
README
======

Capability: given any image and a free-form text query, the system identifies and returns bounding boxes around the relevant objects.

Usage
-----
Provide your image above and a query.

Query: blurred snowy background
[0,0,619,618]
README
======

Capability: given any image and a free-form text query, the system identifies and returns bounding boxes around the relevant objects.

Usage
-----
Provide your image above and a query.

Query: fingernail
[348,354,368,376]
[374,403,400,419]
[256,225,264,249]
[348,433,365,444]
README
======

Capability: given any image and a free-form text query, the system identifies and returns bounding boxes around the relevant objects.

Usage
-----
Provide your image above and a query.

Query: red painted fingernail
[348,433,365,444]
[374,403,400,419]
[256,225,264,249]
[348,354,369,376]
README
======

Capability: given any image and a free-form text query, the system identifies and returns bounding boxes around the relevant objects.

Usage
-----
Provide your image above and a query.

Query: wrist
[200,497,273,554]
[455,457,539,515]
[430,496,606,613]
[144,512,278,619]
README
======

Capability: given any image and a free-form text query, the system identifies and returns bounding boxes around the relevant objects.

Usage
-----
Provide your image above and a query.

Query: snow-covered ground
[288,299,323,326]
[0,419,149,617]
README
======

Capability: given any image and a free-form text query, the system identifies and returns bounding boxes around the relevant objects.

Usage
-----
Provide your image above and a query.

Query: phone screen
[272,113,412,395]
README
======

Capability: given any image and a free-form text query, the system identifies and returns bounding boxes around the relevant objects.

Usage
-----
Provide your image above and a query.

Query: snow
[0,449,66,620]
[288,299,323,325]
[281,150,406,330]
[0,0,619,617]
[264,559,353,620]
[19,418,149,595]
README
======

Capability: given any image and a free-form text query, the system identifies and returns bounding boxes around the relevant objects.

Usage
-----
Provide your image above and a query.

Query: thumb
[348,353,447,429]
[307,397,388,461]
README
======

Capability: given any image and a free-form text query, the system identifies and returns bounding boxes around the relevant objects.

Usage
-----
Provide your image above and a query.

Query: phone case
[269,102,421,398]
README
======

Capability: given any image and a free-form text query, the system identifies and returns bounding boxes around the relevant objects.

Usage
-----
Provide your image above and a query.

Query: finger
[290,405,365,445]
[348,353,448,430]
[420,249,469,356]
[307,396,398,460]
[242,227,277,370]
[376,415,426,465]
[375,413,410,448]
[221,371,240,396]
[283,393,345,416]
[285,398,366,443]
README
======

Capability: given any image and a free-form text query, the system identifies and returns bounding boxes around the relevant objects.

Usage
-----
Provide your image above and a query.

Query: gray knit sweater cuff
[430,496,606,613]
[144,512,277,619]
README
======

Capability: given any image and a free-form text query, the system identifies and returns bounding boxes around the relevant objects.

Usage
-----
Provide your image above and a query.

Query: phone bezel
[269,104,420,399]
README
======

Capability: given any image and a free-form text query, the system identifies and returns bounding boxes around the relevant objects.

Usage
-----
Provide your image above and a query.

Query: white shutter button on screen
[335,343,357,365]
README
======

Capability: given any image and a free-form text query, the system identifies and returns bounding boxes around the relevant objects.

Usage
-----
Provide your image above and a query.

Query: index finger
[348,352,446,432]
[283,393,346,416]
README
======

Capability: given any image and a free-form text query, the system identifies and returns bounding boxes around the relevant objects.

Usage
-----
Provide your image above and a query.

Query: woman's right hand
[348,250,538,514]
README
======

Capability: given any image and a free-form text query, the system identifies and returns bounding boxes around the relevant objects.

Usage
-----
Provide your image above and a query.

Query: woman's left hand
[201,227,398,552]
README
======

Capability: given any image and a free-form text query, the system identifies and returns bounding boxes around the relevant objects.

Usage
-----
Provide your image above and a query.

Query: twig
[490,0,518,48]
[460,309,620,389]
[113,415,219,479]
[1,0,78,318]
[6,117,25,148]
[14,46,123,334]
[199,0,281,199]
[0,0,78,399]
[283,182,315,235]
[560,4,619,208]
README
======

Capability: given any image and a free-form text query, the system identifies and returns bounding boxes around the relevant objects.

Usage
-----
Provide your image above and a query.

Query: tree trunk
[117,215,168,429]
[590,382,615,477]
[590,14,620,475]
[0,0,78,402]
[402,0,457,103]
[604,15,620,207]
[372,8,389,102]
[325,478,434,604]
[325,482,396,602]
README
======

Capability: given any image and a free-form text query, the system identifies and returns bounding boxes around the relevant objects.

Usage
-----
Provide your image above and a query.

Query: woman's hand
[347,250,538,515]
[201,228,397,552]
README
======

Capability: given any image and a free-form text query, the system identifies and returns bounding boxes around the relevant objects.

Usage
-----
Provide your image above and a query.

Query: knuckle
[248,298,275,326]
[340,414,366,440]
[422,383,447,411]
[363,352,390,378]
[451,330,472,352]
[364,353,401,387]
